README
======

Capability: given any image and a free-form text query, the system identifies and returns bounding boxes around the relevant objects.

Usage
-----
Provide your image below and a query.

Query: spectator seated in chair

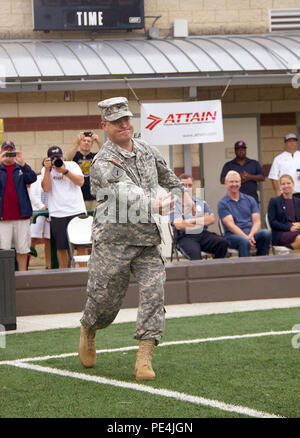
[170,174,228,260]
[218,170,271,257]
[267,174,300,250]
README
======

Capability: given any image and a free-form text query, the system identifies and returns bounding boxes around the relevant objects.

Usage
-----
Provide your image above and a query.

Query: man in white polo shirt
[268,133,300,199]
[41,146,86,268]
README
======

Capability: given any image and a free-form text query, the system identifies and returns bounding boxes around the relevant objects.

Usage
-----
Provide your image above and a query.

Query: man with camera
[65,131,101,211]
[41,146,86,268]
[0,140,37,270]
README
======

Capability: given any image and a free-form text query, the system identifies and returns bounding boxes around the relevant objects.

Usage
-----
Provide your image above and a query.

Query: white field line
[5,361,283,419]
[1,329,295,418]
[0,328,299,365]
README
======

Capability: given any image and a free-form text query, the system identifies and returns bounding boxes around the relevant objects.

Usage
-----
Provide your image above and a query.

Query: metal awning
[1,33,300,92]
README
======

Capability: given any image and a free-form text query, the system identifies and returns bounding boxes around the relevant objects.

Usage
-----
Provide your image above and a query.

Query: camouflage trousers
[80,242,166,344]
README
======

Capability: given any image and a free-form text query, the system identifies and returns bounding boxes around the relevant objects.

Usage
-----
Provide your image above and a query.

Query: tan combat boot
[78,324,97,368]
[134,339,156,381]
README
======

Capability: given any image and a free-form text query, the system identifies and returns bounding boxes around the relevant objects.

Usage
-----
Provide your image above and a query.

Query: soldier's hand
[182,191,196,216]
[152,193,177,216]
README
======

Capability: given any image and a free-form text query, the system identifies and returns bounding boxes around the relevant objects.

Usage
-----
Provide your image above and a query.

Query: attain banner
[141,100,224,145]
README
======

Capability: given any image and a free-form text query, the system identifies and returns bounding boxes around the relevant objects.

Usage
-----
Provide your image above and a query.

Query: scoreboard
[32,0,145,31]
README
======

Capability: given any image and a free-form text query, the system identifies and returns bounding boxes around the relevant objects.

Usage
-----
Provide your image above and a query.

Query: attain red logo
[145,114,163,130]
[145,111,217,130]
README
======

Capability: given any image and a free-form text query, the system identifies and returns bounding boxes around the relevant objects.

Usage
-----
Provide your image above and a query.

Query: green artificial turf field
[1,307,299,418]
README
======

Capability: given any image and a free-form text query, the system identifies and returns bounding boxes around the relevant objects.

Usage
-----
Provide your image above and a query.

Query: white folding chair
[159,218,174,260]
[265,213,291,255]
[67,215,93,267]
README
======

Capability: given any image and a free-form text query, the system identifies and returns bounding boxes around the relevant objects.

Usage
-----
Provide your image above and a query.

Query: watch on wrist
[63,169,69,175]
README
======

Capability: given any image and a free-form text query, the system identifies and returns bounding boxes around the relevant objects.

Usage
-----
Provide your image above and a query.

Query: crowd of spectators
[0,132,300,270]
[0,132,99,270]
[171,134,300,259]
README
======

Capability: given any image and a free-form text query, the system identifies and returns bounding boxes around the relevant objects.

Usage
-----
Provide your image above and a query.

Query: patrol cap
[97,97,133,122]
[234,140,246,149]
[284,133,298,142]
[47,145,63,158]
[1,140,16,150]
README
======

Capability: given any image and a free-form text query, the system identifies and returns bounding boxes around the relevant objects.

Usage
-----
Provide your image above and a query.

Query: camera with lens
[52,157,64,168]
[83,131,93,137]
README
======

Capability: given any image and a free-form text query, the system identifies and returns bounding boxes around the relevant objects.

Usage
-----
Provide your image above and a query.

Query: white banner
[140,100,224,145]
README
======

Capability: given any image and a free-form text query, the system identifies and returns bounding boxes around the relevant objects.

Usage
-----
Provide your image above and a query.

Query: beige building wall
[2,82,298,267]
[2,84,299,206]
[0,0,296,39]
[0,1,299,268]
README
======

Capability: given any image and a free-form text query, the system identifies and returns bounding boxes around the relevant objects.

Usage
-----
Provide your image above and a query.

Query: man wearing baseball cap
[0,140,37,270]
[220,140,265,204]
[268,134,300,198]
[41,145,86,268]
[65,131,102,211]
[78,97,196,381]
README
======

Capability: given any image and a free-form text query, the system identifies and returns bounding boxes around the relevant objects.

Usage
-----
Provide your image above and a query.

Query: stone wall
[17,254,300,315]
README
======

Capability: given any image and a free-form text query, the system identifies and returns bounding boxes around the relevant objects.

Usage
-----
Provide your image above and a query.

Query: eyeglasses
[184,183,193,188]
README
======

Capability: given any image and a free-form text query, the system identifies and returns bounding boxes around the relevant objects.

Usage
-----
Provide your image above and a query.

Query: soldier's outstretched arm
[90,159,155,219]
[152,193,177,216]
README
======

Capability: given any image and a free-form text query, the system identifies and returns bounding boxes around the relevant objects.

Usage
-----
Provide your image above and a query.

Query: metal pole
[184,86,197,175]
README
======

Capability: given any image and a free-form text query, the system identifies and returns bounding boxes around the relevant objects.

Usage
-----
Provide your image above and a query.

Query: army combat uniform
[80,137,185,344]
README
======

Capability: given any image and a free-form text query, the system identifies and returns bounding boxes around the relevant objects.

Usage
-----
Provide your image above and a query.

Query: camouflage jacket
[90,138,185,245]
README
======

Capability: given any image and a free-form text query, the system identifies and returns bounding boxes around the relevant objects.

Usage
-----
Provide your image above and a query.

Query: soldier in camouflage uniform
[78,97,195,380]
